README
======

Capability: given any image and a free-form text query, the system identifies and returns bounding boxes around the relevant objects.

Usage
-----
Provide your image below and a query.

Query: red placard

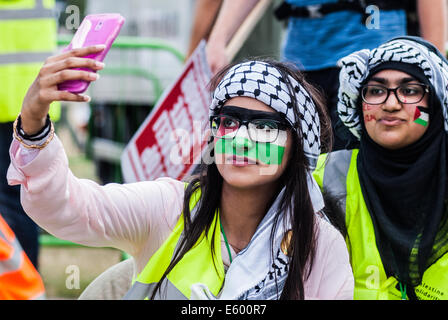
[121,41,212,182]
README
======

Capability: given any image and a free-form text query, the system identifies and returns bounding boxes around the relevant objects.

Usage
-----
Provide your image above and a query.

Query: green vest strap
[0,51,52,64]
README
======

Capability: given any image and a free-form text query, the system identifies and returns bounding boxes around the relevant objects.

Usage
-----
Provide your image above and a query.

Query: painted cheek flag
[414,106,429,126]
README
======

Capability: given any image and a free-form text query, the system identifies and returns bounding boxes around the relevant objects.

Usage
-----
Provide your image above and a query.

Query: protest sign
[121,41,212,182]
[121,0,272,182]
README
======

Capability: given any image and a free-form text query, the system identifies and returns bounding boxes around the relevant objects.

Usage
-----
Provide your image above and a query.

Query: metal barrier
[39,234,131,261]
[39,35,185,261]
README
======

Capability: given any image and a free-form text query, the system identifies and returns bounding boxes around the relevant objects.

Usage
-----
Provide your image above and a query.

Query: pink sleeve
[7,135,185,265]
[304,218,354,300]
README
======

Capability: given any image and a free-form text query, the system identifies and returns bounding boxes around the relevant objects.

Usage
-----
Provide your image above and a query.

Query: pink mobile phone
[57,14,125,94]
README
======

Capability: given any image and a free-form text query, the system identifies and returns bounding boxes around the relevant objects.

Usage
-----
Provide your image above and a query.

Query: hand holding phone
[57,13,125,94]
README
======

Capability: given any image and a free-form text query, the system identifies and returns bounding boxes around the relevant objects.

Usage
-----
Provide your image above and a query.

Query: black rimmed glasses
[210,114,289,143]
[361,83,429,105]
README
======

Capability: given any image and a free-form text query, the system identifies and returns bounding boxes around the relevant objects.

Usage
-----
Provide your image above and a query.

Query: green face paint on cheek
[215,131,287,165]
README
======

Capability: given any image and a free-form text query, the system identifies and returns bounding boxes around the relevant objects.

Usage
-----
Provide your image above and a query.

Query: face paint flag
[214,130,287,165]
[414,106,429,127]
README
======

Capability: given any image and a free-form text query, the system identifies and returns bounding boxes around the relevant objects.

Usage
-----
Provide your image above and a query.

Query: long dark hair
[151,59,332,300]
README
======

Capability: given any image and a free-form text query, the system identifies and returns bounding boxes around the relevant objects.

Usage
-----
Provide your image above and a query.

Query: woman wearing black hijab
[314,36,448,300]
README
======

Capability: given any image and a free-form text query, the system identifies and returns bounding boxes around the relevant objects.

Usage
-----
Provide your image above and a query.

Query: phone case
[57,14,125,94]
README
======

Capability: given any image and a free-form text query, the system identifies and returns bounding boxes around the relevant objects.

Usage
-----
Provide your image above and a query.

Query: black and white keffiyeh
[338,36,448,139]
[209,60,321,169]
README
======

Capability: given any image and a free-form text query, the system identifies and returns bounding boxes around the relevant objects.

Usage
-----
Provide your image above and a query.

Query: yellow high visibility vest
[0,0,60,123]
[123,187,225,300]
[313,149,448,300]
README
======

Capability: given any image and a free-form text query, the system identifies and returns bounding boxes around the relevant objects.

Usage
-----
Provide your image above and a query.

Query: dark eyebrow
[368,76,418,85]
[219,105,286,122]
[399,77,418,84]
[369,77,387,84]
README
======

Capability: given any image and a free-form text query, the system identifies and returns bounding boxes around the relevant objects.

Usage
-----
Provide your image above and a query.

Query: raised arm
[417,0,447,54]
[8,47,185,265]
[206,0,259,74]
[185,0,223,61]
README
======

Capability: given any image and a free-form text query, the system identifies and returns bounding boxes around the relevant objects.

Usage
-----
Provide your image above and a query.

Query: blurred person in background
[206,0,447,151]
[0,0,60,269]
[186,0,283,63]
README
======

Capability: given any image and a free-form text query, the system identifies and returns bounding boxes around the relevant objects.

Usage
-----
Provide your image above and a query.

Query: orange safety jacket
[0,214,45,300]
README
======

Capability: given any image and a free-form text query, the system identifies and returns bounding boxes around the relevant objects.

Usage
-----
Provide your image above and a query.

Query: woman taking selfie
[314,36,448,300]
[7,50,353,299]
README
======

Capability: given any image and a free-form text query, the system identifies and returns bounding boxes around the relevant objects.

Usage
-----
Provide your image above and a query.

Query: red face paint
[364,114,376,122]
[413,106,421,121]
[413,106,429,126]
[362,103,375,111]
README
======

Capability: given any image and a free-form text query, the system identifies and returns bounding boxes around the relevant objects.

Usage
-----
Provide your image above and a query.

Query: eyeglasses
[210,114,289,143]
[361,83,429,105]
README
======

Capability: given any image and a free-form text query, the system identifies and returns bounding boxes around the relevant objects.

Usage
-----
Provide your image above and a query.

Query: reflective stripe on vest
[0,0,59,122]
[124,188,225,300]
[0,0,54,20]
[0,51,52,64]
[0,0,55,55]
[314,149,353,212]
[0,230,23,275]
[124,280,187,300]
[313,150,448,300]
[0,214,46,300]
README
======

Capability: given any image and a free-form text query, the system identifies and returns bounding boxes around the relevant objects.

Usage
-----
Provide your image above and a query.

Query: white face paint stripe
[274,130,288,147]
[234,125,250,139]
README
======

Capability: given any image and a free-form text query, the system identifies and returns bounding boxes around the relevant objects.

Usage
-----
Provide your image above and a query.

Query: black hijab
[357,62,448,292]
